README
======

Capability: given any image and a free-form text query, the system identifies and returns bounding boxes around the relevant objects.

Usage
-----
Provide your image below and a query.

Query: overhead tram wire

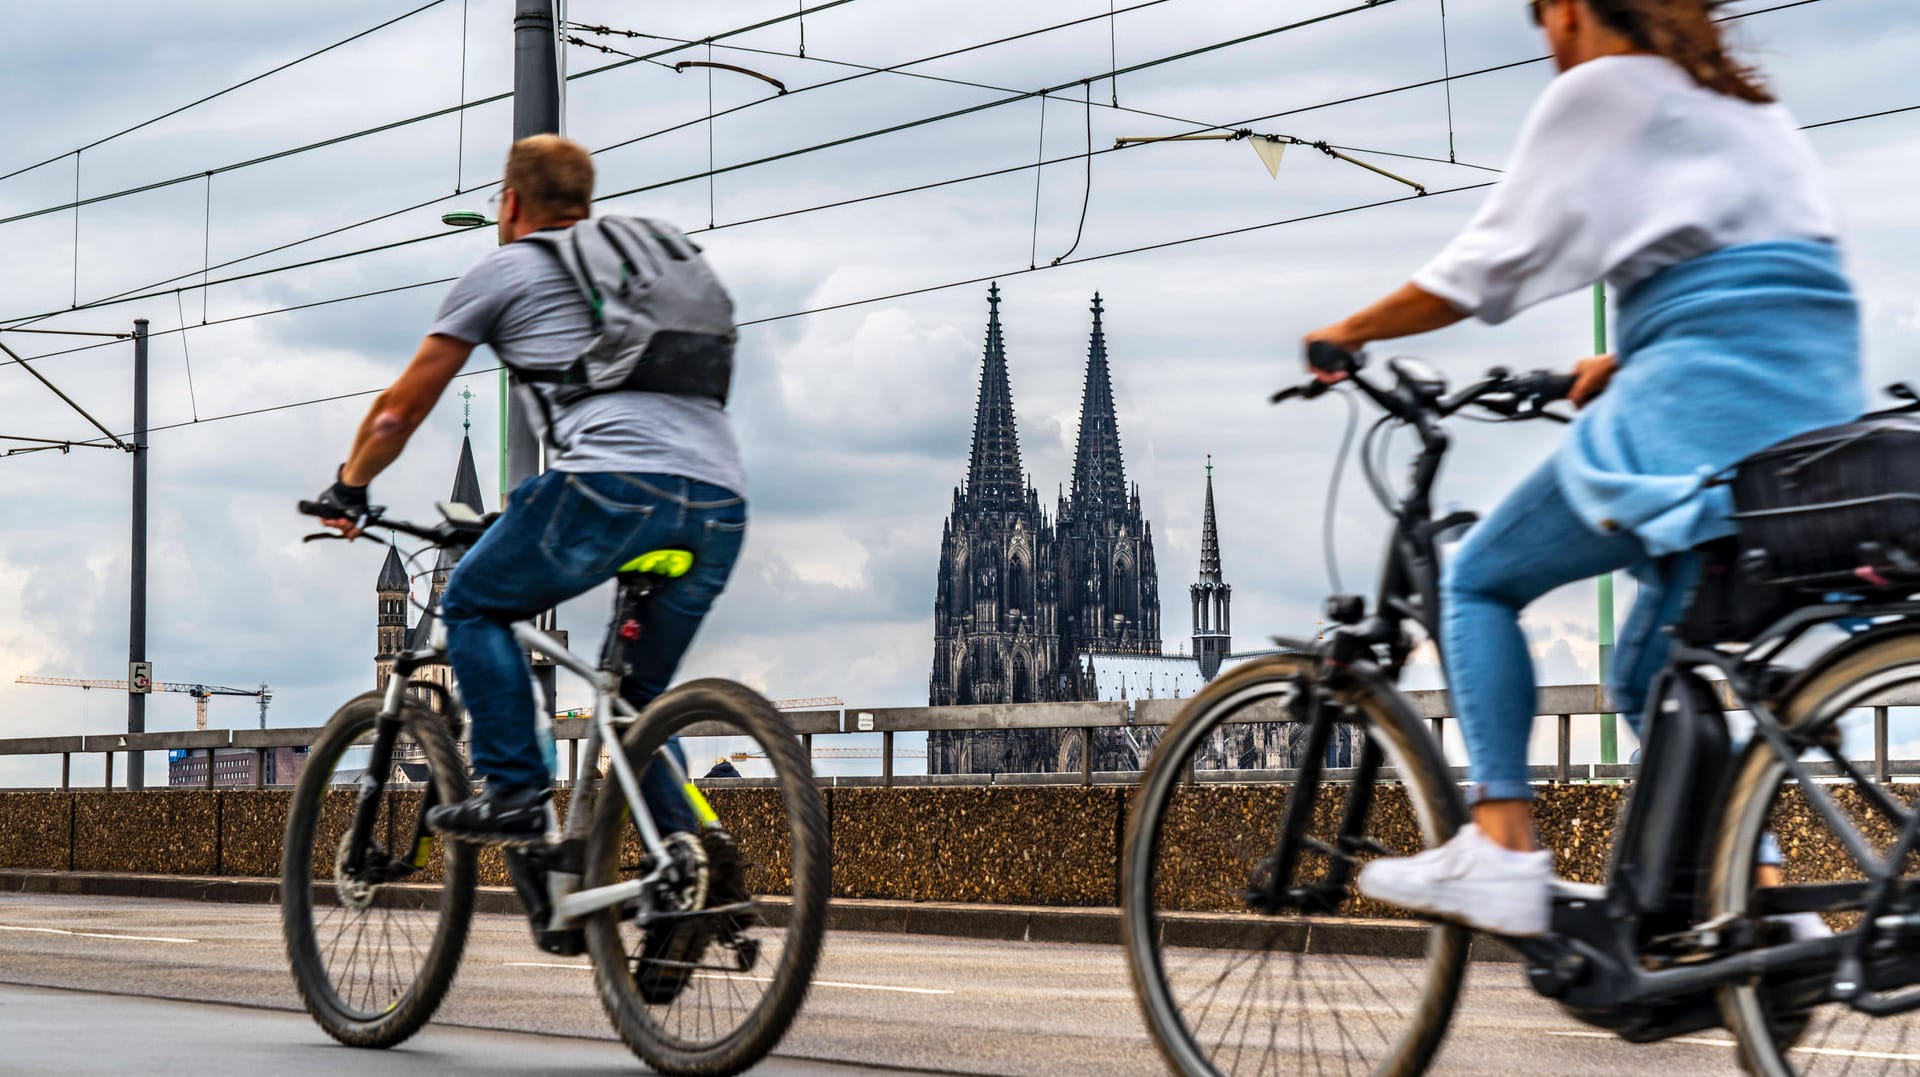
[0,0,453,187]
[18,84,1920,455]
[0,0,1852,334]
[1,0,1460,329]
[0,0,867,232]
[3,1,1184,330]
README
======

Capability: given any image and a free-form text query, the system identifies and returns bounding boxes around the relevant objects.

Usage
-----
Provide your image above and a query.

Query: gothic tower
[405,431,488,712]
[1057,293,1161,689]
[375,542,409,691]
[1190,457,1231,680]
[929,285,1064,772]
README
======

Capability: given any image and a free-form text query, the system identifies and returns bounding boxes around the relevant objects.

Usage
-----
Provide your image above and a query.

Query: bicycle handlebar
[1272,356,1575,424]
[296,500,484,546]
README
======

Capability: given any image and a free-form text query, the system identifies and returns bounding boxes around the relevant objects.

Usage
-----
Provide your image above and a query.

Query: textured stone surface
[706,788,794,895]
[217,790,291,877]
[831,787,1121,905]
[72,791,218,875]
[0,793,71,871]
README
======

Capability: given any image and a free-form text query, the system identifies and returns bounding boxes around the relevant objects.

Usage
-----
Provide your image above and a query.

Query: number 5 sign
[129,661,153,694]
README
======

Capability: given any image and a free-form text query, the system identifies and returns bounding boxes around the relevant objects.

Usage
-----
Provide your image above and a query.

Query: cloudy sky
[1,0,1915,785]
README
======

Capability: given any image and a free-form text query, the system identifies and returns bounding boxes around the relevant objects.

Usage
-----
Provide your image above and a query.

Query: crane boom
[16,675,272,731]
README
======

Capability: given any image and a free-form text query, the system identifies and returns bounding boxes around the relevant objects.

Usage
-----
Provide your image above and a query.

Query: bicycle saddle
[620,549,695,578]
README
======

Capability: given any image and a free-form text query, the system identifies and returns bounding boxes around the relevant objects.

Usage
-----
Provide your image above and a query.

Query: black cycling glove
[318,465,370,519]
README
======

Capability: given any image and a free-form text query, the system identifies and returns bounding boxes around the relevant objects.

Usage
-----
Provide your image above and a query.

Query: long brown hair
[1583,0,1774,103]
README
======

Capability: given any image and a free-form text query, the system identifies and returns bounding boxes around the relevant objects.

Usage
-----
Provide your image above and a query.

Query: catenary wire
[0,0,865,231]
[0,0,452,186]
[0,0,1863,341]
[13,78,1914,452]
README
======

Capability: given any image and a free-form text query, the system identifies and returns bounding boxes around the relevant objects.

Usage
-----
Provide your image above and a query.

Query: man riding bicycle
[1305,0,1867,936]
[311,135,746,866]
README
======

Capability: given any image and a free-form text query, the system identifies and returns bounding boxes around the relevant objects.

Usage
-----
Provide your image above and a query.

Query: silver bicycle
[282,499,830,1076]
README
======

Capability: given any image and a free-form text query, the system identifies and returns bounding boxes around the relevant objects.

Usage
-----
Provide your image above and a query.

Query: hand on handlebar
[1301,330,1365,385]
[1568,353,1617,409]
[306,466,372,539]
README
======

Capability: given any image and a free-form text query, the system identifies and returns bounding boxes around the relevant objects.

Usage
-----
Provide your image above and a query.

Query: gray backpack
[515,215,736,406]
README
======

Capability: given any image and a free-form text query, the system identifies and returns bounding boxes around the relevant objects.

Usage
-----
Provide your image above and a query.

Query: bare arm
[340,334,475,485]
[1304,282,1466,354]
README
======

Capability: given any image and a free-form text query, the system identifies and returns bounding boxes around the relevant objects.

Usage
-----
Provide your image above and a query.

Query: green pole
[1594,281,1617,766]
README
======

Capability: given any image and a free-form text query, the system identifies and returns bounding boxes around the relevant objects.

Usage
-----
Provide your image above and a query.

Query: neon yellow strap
[682,781,720,828]
[620,549,694,578]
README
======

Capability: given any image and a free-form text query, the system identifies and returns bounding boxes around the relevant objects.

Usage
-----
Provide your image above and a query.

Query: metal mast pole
[1593,283,1616,768]
[128,319,149,790]
[512,0,563,724]
[506,0,560,501]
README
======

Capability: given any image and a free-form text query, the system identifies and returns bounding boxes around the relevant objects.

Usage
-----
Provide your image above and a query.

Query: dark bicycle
[1123,342,1920,1076]
[280,500,830,1077]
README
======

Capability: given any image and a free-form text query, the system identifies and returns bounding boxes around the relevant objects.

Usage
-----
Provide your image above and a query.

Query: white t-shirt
[1412,55,1840,324]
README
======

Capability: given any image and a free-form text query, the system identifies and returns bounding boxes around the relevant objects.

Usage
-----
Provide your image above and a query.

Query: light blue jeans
[1440,463,1699,805]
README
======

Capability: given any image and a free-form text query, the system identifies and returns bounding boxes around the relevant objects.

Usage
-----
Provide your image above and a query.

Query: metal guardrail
[1,682,1915,790]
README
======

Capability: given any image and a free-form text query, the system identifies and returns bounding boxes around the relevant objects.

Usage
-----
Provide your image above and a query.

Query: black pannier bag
[1728,408,1920,591]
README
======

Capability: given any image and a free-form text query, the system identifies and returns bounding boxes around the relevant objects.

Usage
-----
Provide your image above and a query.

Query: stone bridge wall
[0,785,1900,908]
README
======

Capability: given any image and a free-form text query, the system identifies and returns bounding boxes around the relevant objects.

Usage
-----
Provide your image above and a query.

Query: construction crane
[16,675,272,731]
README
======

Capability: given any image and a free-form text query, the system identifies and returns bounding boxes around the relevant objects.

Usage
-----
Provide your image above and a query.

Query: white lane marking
[0,924,196,944]
[504,961,952,995]
[1546,1029,1920,1062]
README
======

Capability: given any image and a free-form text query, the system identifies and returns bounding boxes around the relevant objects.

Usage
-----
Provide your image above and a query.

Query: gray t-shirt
[428,237,745,495]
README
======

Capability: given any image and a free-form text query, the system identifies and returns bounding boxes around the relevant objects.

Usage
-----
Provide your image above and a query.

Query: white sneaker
[1356,824,1553,937]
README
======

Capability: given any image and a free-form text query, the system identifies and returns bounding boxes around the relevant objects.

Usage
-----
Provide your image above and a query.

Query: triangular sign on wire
[1251,137,1286,179]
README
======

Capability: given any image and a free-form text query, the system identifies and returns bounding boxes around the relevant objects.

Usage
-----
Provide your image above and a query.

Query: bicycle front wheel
[281,690,476,1048]
[1710,632,1920,1076]
[1123,654,1470,1077]
[584,678,831,1077]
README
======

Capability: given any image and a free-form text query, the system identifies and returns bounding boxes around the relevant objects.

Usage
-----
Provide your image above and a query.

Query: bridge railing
[2,682,1915,790]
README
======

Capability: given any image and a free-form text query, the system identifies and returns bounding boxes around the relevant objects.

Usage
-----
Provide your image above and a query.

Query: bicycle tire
[584,678,831,1077]
[1122,654,1471,1077]
[1708,631,1920,1076]
[282,690,477,1048]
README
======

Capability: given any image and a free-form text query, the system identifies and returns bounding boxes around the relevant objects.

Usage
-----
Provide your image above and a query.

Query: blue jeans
[1441,463,1698,804]
[440,470,747,834]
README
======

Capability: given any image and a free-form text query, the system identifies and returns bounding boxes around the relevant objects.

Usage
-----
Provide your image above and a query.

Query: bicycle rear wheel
[1123,654,1470,1077]
[282,690,476,1048]
[584,679,831,1077]
[1711,632,1920,1076]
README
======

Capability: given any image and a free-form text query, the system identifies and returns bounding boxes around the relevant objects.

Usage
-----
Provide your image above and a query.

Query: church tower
[1190,457,1231,680]
[375,542,409,691]
[1057,293,1161,688]
[929,285,1065,773]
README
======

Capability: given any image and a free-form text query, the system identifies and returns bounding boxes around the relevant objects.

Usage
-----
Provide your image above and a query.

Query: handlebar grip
[1306,340,1362,376]
[297,499,338,518]
[1531,372,1578,403]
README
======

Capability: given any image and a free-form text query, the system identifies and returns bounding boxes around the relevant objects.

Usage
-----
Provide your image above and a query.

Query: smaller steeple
[376,541,409,593]
[1190,456,1231,680]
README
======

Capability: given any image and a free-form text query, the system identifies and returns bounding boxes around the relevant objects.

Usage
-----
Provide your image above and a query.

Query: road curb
[0,869,1519,962]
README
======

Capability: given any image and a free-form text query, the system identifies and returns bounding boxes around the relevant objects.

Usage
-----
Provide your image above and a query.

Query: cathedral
[926,287,1169,773]
[926,286,1351,776]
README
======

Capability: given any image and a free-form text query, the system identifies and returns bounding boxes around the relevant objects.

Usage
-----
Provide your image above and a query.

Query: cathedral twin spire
[963,283,1029,513]
[1069,293,1129,518]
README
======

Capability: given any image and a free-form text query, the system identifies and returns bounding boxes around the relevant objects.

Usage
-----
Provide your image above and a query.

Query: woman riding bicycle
[1307,0,1866,936]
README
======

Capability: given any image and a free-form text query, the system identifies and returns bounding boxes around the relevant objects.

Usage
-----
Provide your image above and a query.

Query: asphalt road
[0,892,1796,1075]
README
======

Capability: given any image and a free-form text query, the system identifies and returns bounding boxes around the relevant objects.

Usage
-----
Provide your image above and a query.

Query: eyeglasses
[486,189,506,208]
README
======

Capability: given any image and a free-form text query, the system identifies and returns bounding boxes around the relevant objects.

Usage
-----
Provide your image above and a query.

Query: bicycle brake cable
[1320,387,1361,595]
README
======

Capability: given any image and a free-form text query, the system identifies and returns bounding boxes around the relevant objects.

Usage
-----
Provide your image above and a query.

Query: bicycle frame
[366,607,697,932]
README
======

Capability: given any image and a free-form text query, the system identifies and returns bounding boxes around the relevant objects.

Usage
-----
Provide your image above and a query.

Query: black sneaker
[700,827,759,927]
[426,787,551,844]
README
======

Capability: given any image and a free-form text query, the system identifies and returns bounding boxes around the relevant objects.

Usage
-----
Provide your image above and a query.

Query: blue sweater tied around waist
[1553,239,1866,556]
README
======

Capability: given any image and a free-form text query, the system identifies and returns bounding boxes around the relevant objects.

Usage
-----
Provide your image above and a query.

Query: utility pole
[128,319,149,790]
[506,0,560,501]
[512,0,564,722]
[1593,283,1616,768]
